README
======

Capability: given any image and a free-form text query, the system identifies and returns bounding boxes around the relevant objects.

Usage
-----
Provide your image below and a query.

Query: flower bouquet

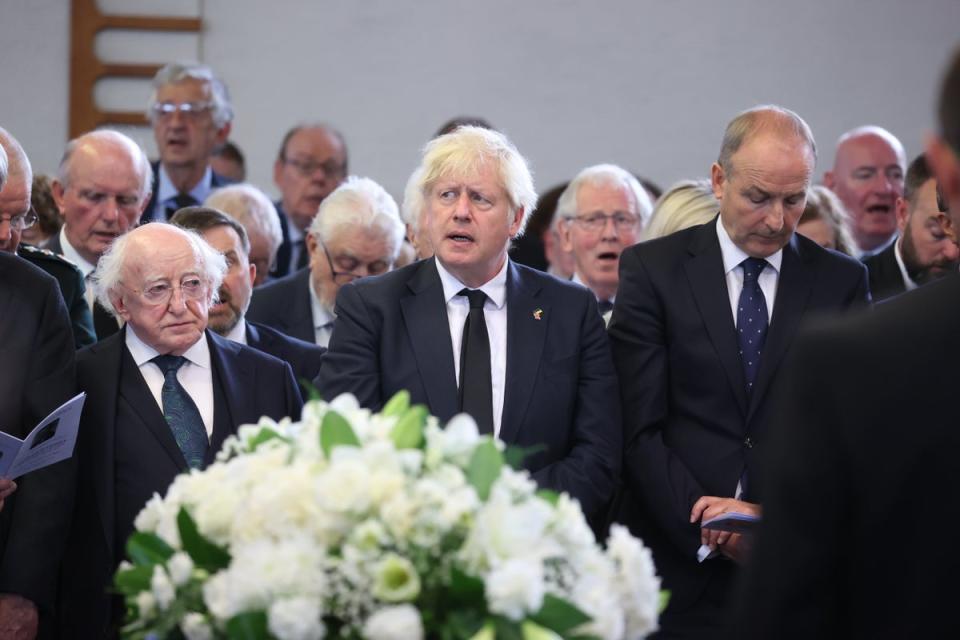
[116,392,665,639]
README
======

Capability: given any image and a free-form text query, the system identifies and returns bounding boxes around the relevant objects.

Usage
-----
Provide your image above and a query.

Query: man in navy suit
[171,206,325,396]
[317,126,621,523]
[142,63,234,222]
[608,106,869,637]
[59,223,302,636]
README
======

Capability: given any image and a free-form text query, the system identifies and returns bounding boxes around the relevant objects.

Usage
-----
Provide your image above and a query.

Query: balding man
[824,125,907,255]
[204,183,283,286]
[47,130,152,340]
[271,124,348,277]
[0,128,95,348]
[60,223,302,635]
[609,106,868,635]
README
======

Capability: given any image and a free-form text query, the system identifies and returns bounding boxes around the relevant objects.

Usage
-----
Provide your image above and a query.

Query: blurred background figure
[205,183,283,286]
[22,175,62,246]
[796,185,857,256]
[210,140,246,182]
[643,179,719,241]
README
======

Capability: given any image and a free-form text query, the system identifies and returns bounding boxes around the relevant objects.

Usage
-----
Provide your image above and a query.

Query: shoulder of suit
[18,243,83,275]
[249,321,323,354]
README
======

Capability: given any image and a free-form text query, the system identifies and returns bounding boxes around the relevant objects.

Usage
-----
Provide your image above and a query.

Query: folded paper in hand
[0,392,85,478]
[701,511,760,534]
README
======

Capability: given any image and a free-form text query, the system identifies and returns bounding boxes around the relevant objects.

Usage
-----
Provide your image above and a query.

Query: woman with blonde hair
[797,185,857,256]
[643,179,719,240]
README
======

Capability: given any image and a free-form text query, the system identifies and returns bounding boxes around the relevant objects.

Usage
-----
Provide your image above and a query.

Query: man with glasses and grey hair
[248,175,404,346]
[143,62,235,221]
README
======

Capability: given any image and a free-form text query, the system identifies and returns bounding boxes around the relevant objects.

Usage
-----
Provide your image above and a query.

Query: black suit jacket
[270,200,294,279]
[862,239,907,302]
[737,274,960,638]
[607,220,869,628]
[19,242,97,348]
[0,254,76,628]
[141,160,233,222]
[59,329,302,637]
[246,320,325,397]
[316,258,621,521]
[247,267,315,344]
[43,234,119,341]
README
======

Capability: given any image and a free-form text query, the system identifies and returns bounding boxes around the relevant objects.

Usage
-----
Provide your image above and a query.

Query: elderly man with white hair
[247,176,405,346]
[204,182,284,286]
[556,164,653,323]
[59,222,302,635]
[317,126,621,525]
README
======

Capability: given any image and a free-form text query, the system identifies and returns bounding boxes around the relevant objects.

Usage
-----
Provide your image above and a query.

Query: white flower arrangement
[116,392,667,639]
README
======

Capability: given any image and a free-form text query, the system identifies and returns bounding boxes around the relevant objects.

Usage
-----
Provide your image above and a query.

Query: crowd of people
[1,45,959,638]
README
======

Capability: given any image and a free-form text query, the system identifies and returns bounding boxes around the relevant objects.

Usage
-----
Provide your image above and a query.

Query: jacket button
[744,437,754,449]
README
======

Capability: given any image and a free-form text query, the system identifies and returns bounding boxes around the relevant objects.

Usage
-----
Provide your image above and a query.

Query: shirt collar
[157,163,213,206]
[59,228,97,277]
[571,271,615,303]
[125,325,211,369]
[224,317,248,344]
[715,216,783,275]
[893,237,919,291]
[435,256,508,309]
[309,279,336,329]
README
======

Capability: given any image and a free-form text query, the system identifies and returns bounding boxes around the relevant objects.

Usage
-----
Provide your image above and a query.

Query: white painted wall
[2,0,958,202]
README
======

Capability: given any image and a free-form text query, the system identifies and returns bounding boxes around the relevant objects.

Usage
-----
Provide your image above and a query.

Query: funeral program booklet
[0,392,85,478]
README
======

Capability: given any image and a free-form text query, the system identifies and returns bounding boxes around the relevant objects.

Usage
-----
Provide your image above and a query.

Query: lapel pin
[533,308,543,320]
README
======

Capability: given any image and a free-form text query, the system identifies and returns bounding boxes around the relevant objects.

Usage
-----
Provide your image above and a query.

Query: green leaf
[248,426,286,450]
[391,404,428,449]
[448,567,485,605]
[659,589,671,613]
[466,440,504,501]
[536,489,560,506]
[503,443,545,470]
[444,610,487,640]
[177,507,230,571]
[382,390,411,416]
[126,531,174,566]
[492,617,525,640]
[530,593,592,634]
[320,410,360,457]
[226,611,268,639]
[300,378,322,402]
[113,565,153,594]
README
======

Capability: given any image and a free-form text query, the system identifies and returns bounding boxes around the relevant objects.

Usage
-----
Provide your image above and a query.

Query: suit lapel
[84,334,122,557]
[683,221,749,417]
[399,259,459,421]
[294,269,317,342]
[207,332,247,459]
[93,301,120,340]
[500,263,547,445]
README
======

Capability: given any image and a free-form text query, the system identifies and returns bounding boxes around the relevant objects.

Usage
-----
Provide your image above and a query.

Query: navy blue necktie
[598,299,614,315]
[458,288,494,435]
[737,257,769,394]
[152,355,208,468]
[165,193,198,219]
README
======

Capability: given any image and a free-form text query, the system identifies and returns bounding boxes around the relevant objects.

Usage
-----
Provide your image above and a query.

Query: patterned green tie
[152,355,208,469]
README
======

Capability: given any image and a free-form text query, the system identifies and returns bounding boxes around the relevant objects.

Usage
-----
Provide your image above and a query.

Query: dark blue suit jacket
[269,200,294,279]
[246,320,325,397]
[60,329,302,636]
[247,267,315,344]
[316,258,621,521]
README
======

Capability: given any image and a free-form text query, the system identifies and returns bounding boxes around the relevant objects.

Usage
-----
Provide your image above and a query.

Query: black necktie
[598,299,614,314]
[166,193,198,219]
[737,257,769,393]
[457,288,493,435]
[151,355,208,468]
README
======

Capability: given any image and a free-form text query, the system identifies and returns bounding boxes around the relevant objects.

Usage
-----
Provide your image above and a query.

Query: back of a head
[718,105,817,174]
[556,164,654,231]
[310,176,405,256]
[205,184,282,254]
[644,179,719,240]
[171,205,251,256]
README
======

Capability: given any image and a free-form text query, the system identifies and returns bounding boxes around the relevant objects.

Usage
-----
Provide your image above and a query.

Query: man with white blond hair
[59,223,302,636]
[317,126,621,524]
[556,164,653,323]
[204,183,283,286]
[248,176,404,347]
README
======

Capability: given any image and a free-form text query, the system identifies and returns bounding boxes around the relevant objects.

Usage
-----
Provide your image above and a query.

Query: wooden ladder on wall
[69,0,203,137]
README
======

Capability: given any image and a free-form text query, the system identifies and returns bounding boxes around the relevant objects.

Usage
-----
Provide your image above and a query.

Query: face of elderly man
[306,225,395,313]
[425,162,524,288]
[153,78,230,173]
[899,177,960,283]
[825,131,905,252]
[712,126,815,258]
[200,224,255,334]
[560,179,642,300]
[53,135,149,265]
[274,127,347,233]
[110,225,213,356]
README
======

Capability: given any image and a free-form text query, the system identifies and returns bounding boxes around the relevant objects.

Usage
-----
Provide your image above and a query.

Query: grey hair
[555,164,654,231]
[0,145,7,190]
[308,176,405,260]
[93,222,227,319]
[57,130,152,198]
[204,183,283,263]
[0,126,33,188]
[400,167,426,232]
[148,62,234,129]
[412,126,537,237]
[718,104,817,174]
[644,179,720,241]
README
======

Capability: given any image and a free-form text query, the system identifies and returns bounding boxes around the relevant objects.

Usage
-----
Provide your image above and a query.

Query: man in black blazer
[317,126,621,523]
[171,207,325,395]
[59,223,302,636]
[141,63,234,222]
[737,44,960,640]
[608,106,869,637]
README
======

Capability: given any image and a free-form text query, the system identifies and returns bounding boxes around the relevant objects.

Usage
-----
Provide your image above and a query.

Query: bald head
[718,105,817,176]
[0,127,33,252]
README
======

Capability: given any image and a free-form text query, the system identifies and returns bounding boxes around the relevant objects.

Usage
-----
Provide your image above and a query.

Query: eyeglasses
[568,212,639,233]
[0,208,38,231]
[150,101,215,119]
[283,157,346,179]
[124,276,207,305]
[318,242,391,284]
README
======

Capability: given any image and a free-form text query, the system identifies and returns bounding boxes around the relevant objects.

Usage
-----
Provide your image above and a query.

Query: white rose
[150,565,176,610]
[268,597,326,640]
[167,551,194,587]
[486,558,545,621]
[362,605,424,640]
[372,553,421,603]
[135,591,156,619]
[606,525,661,639]
[180,612,214,640]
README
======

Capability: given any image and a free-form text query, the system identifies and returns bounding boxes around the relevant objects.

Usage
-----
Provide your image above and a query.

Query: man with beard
[171,207,324,396]
[863,153,959,300]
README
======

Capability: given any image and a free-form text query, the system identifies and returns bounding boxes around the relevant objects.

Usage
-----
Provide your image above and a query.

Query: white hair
[308,176,405,258]
[148,62,234,129]
[57,130,152,198]
[400,167,426,232]
[0,145,7,190]
[204,183,283,263]
[555,164,654,232]
[412,126,537,236]
[93,223,227,319]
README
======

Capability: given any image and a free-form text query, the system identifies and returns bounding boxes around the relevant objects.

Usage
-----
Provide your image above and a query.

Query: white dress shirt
[893,237,919,292]
[125,328,215,439]
[58,229,98,309]
[223,317,248,345]
[716,217,782,325]
[154,164,215,220]
[309,281,335,347]
[436,258,508,438]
